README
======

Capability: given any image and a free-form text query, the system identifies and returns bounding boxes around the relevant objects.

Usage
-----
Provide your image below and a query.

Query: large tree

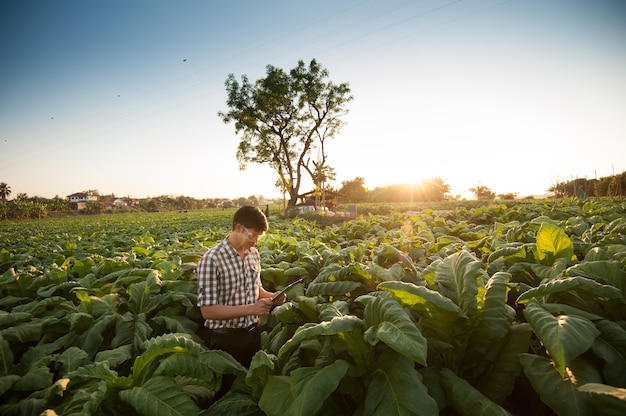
[219,59,353,207]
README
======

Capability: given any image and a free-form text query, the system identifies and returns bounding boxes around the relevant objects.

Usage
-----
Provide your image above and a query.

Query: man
[197,205,284,370]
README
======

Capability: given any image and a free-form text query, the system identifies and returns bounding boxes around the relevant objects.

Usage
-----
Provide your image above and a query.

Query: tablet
[271,278,303,304]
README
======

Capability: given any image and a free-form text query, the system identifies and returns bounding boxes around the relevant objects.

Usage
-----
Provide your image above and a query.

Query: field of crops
[1,200,625,416]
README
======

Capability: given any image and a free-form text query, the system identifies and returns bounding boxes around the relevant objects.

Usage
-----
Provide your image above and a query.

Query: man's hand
[253,298,274,316]
[271,292,287,306]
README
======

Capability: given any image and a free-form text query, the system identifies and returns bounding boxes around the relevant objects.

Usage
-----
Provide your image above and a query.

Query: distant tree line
[335,177,452,203]
[0,183,274,220]
[548,171,626,198]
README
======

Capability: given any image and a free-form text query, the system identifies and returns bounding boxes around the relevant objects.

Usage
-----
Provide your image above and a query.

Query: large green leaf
[151,315,201,342]
[523,301,599,376]
[475,323,532,404]
[132,333,208,385]
[95,344,133,368]
[516,276,623,305]
[198,349,247,377]
[12,365,53,391]
[364,349,438,416]
[204,391,264,416]
[246,350,275,399]
[127,274,162,315]
[438,367,510,416]
[257,375,291,416]
[1,319,43,343]
[154,353,216,382]
[288,360,350,416]
[363,297,428,366]
[66,360,120,383]
[594,319,626,360]
[0,332,14,376]
[57,346,89,376]
[535,222,575,264]
[428,250,487,324]
[277,315,363,362]
[590,338,626,387]
[568,260,626,297]
[578,383,626,416]
[120,375,199,416]
[77,313,117,356]
[377,280,469,349]
[112,311,152,353]
[375,244,419,279]
[519,353,594,415]
[306,280,369,298]
[0,374,19,396]
[369,263,406,283]
[464,272,516,377]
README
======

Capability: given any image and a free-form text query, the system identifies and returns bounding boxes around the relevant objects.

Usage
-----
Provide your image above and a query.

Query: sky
[1,0,625,201]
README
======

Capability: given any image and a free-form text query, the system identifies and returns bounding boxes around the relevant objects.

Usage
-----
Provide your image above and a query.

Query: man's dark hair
[233,205,268,231]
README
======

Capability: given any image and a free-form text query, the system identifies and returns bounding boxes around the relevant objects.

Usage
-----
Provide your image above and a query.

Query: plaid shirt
[197,238,261,329]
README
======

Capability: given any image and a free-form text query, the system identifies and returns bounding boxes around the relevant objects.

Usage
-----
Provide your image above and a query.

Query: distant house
[67,191,98,203]
[67,191,98,210]
[113,198,128,209]
[298,190,344,211]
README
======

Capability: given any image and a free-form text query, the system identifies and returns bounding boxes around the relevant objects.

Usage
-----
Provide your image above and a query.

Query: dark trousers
[208,325,261,400]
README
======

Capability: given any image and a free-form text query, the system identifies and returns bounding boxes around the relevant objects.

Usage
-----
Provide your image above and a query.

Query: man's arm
[200,300,272,321]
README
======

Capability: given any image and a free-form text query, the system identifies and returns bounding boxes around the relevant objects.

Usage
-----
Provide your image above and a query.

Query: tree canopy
[219,59,353,207]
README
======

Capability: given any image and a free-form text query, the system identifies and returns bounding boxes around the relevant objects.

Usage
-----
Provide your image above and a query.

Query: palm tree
[0,182,11,201]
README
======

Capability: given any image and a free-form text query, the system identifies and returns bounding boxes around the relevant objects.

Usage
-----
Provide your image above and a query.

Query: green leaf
[306,280,368,297]
[155,353,216,383]
[151,315,201,342]
[535,222,575,264]
[120,375,199,416]
[198,349,247,377]
[369,263,406,283]
[475,323,532,404]
[204,391,264,416]
[519,353,594,415]
[95,344,133,368]
[78,313,117,356]
[375,244,419,278]
[429,250,487,324]
[568,260,626,297]
[0,332,14,376]
[578,383,626,416]
[378,280,469,350]
[246,350,275,399]
[132,333,208,385]
[0,311,31,328]
[12,365,53,391]
[439,367,510,416]
[288,360,350,416]
[363,297,428,366]
[1,320,43,343]
[464,272,516,377]
[590,338,626,387]
[0,374,19,396]
[516,276,623,304]
[112,311,152,352]
[66,360,120,383]
[57,347,89,375]
[258,375,291,416]
[523,302,600,377]
[277,315,363,363]
[364,349,438,416]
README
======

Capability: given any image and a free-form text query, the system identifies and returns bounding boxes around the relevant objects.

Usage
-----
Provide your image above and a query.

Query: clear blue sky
[1,0,625,200]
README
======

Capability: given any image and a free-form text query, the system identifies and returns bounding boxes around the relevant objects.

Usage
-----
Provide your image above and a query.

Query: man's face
[240,224,265,247]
